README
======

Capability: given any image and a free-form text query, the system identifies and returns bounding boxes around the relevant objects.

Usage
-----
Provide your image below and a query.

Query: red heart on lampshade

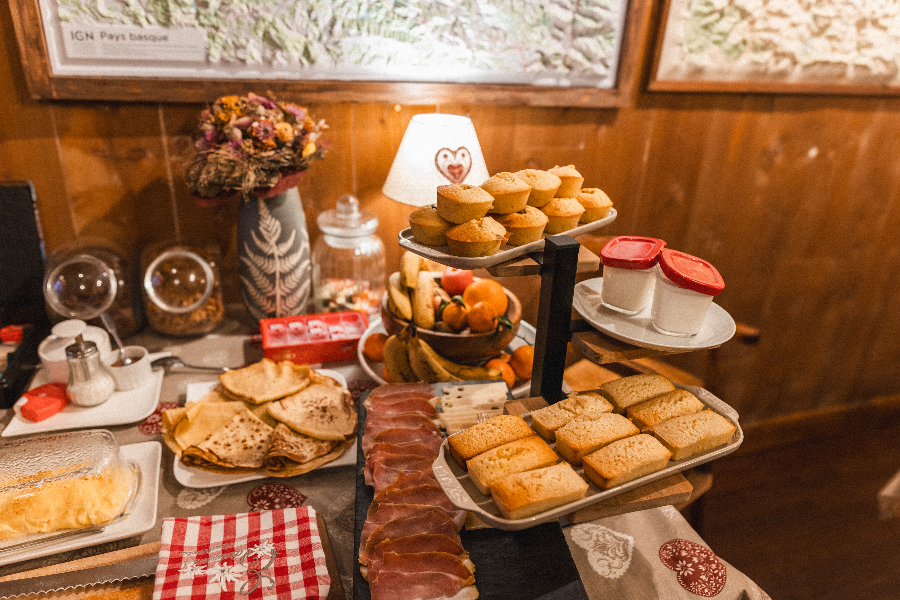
[435,147,472,184]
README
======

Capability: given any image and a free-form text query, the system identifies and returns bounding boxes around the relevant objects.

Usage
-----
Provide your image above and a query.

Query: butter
[0,467,135,541]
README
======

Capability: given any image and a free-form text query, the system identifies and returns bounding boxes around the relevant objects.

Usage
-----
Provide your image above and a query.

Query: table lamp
[382,113,490,206]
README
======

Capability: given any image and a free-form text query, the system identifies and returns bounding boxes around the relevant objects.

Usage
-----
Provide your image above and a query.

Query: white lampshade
[382,113,490,206]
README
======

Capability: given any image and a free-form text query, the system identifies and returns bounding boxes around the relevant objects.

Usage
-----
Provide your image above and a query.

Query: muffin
[436,184,494,224]
[548,165,584,198]
[514,169,561,208]
[480,172,531,214]
[407,204,453,246]
[445,217,509,257]
[576,188,613,223]
[541,198,585,234]
[493,206,548,246]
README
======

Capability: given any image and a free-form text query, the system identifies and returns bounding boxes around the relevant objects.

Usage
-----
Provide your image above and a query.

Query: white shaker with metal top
[57,320,115,407]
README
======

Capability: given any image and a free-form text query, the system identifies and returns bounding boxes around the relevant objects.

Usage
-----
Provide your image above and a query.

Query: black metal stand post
[530,235,581,404]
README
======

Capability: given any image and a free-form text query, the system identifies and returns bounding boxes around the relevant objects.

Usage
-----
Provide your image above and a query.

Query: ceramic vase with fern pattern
[237,187,311,321]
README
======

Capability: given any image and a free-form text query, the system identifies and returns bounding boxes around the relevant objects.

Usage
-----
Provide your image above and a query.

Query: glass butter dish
[0,430,141,553]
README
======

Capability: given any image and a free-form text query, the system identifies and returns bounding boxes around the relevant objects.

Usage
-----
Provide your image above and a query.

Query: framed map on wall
[9,0,653,107]
[650,0,900,94]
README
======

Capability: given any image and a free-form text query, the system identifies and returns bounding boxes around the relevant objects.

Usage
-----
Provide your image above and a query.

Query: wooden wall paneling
[737,100,896,417]
[0,2,74,252]
[352,104,436,274]
[49,102,176,255]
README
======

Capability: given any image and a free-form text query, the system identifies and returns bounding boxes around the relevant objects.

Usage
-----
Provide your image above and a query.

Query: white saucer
[173,369,356,489]
[572,277,736,351]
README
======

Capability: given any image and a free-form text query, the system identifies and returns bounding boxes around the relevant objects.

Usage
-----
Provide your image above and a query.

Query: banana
[411,271,436,329]
[400,251,426,290]
[387,271,413,321]
[383,334,417,383]
[407,333,457,383]
[418,337,502,381]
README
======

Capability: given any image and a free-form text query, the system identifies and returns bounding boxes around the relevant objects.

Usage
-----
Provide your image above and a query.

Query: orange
[509,345,534,380]
[363,332,388,362]
[485,358,515,388]
[382,366,392,383]
[466,301,498,333]
[442,299,468,332]
[462,279,508,317]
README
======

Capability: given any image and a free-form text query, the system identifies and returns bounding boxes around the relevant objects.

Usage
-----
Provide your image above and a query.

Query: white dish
[399,208,616,269]
[572,277,736,351]
[432,384,742,530]
[3,368,165,437]
[173,369,356,489]
[356,320,537,399]
[0,441,161,566]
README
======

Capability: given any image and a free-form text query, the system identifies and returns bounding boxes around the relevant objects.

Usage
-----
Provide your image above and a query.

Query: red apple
[441,268,474,295]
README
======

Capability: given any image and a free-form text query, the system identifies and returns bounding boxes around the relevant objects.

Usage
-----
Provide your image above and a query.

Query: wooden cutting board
[0,514,344,600]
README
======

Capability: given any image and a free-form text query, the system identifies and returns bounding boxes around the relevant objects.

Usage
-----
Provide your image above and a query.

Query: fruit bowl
[381,287,522,364]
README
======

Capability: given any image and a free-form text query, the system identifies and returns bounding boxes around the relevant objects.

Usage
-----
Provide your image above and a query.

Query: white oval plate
[172,369,356,489]
[572,277,736,351]
[356,320,536,399]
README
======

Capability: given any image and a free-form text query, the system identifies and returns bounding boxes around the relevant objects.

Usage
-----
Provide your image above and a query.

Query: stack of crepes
[358,382,478,600]
[162,358,356,477]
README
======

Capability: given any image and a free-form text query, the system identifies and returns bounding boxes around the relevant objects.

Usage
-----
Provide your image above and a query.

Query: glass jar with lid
[140,241,224,337]
[311,195,385,320]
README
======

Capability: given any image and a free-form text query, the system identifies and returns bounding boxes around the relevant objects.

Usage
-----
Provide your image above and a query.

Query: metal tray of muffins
[431,382,742,530]
[398,208,617,269]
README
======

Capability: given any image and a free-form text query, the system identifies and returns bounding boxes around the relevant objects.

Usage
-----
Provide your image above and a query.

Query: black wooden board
[353,387,588,600]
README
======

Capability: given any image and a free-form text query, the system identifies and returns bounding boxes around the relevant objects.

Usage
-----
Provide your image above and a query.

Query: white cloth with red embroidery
[563,506,770,600]
[152,507,331,600]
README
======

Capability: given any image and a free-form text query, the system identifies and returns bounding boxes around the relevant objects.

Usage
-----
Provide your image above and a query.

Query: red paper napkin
[153,507,331,600]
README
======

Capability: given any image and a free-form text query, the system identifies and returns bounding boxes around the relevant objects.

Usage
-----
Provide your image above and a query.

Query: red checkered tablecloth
[153,507,331,600]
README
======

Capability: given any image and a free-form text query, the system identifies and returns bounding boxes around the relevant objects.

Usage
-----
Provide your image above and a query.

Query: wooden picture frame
[648,0,900,95]
[9,0,654,108]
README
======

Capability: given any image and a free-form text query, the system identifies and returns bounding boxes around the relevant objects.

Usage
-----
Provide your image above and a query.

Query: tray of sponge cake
[161,358,358,488]
[431,373,743,530]
[400,165,616,270]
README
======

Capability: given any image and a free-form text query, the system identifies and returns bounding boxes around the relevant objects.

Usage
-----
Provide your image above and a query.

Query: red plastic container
[260,311,369,365]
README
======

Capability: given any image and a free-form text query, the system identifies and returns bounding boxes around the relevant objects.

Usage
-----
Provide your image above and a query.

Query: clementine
[363,332,388,362]
[462,279,508,316]
[442,298,468,332]
[485,358,515,388]
[509,345,534,380]
[467,301,498,333]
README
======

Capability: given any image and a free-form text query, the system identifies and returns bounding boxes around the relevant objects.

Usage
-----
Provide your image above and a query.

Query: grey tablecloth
[0,328,369,600]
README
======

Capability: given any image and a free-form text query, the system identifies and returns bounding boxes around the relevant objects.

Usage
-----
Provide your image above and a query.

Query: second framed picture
[649,0,900,96]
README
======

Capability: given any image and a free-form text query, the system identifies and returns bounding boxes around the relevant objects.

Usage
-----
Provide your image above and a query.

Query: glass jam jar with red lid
[650,249,724,336]
[599,236,667,314]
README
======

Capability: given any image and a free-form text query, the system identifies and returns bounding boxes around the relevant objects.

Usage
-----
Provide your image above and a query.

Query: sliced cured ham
[369,570,478,600]
[360,503,435,549]
[362,535,470,582]
[363,424,444,455]
[372,455,436,492]
[368,535,467,574]
[359,508,460,566]
[362,417,439,451]
[376,551,474,581]
[364,452,432,487]
[373,483,456,510]
[367,442,439,461]
[364,413,439,435]
[377,471,438,493]
[363,443,439,485]
[365,397,439,418]
[367,382,435,398]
